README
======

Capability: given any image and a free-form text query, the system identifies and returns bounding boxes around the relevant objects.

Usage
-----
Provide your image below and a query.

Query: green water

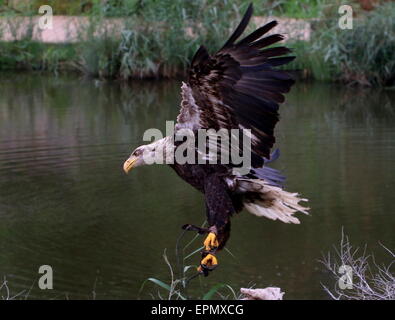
[0,74,394,299]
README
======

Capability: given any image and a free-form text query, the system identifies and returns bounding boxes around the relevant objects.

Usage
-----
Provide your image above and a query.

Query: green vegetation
[0,41,75,73]
[319,2,394,86]
[287,1,395,86]
[139,227,239,300]
[0,0,394,86]
[139,249,239,300]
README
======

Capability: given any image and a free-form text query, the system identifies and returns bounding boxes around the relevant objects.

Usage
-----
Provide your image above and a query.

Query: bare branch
[321,232,395,300]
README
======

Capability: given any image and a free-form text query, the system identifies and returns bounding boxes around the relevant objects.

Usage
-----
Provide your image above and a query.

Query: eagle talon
[198,253,218,276]
[203,232,219,251]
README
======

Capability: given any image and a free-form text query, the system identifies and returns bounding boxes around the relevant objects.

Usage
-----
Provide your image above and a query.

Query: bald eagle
[123,4,309,276]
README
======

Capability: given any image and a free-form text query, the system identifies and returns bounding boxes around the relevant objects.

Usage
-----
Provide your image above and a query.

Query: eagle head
[123,146,147,174]
[123,137,173,174]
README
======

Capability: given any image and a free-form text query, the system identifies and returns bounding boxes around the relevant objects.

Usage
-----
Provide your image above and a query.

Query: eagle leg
[181,224,220,275]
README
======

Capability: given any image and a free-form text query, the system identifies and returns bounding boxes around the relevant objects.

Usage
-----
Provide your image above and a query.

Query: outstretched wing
[176,4,295,166]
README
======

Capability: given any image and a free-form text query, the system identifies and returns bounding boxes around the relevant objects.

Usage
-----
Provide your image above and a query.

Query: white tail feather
[239,179,309,224]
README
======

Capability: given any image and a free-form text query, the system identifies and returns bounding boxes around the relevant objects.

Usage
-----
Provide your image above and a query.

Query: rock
[240,287,284,300]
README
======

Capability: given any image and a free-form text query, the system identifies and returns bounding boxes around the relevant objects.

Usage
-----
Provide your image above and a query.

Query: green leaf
[202,283,227,300]
[138,277,171,299]
[146,278,172,291]
[202,283,237,300]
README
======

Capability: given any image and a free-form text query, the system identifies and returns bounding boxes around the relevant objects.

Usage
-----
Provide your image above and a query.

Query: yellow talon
[198,232,219,274]
[203,232,219,251]
[201,253,218,266]
[198,254,218,272]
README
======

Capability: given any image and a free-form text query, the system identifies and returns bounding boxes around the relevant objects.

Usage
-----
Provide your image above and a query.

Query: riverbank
[0,1,394,86]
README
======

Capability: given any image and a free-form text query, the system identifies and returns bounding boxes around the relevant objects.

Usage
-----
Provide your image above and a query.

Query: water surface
[0,74,394,299]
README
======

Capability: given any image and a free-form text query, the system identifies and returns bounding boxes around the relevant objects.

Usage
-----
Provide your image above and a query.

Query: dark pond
[0,73,394,299]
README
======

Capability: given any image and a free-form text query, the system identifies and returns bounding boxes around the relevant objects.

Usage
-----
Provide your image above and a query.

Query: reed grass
[75,0,246,79]
[289,1,395,86]
[322,2,395,86]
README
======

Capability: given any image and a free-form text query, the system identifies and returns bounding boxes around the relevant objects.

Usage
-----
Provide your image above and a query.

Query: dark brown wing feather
[178,3,295,165]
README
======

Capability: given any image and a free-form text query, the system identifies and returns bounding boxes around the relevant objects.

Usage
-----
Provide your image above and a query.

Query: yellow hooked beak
[123,156,138,174]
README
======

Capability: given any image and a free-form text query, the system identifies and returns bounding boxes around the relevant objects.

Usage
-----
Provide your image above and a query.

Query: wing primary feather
[266,56,296,66]
[250,34,284,49]
[260,46,292,57]
[237,21,278,46]
[240,64,271,73]
[221,3,254,49]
